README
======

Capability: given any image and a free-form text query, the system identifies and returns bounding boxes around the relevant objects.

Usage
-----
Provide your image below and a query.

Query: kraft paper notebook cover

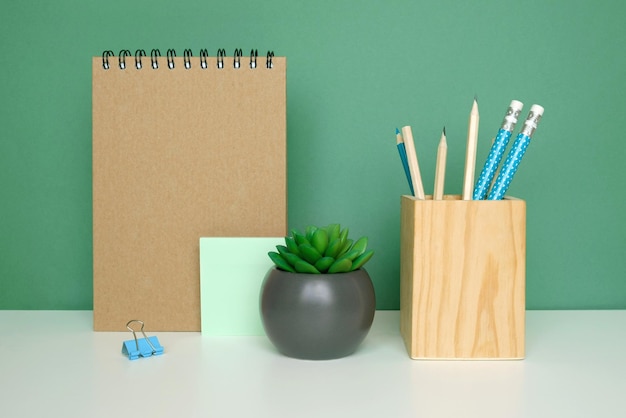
[92,49,287,331]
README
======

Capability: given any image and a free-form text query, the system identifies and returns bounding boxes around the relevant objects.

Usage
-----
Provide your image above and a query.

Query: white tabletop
[1,310,624,418]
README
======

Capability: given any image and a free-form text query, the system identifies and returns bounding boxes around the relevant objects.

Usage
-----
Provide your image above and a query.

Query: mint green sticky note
[199,237,283,336]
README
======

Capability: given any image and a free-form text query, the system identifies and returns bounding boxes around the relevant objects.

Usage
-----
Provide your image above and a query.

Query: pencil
[433,127,447,200]
[462,97,479,200]
[400,126,425,200]
[486,136,501,196]
[488,104,544,200]
[472,100,523,200]
[395,128,414,196]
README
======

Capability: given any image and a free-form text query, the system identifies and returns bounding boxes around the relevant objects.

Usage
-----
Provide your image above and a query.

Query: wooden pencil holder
[400,195,526,360]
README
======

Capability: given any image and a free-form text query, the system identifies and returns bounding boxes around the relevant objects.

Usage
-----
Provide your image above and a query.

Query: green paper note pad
[200,237,283,336]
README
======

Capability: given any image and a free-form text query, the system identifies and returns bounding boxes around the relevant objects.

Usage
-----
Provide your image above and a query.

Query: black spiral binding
[266,51,274,69]
[199,49,209,69]
[166,49,176,69]
[135,49,146,69]
[250,49,258,69]
[150,49,161,69]
[184,49,193,70]
[217,48,226,69]
[233,49,243,69]
[102,50,114,69]
[118,50,131,70]
[101,48,276,70]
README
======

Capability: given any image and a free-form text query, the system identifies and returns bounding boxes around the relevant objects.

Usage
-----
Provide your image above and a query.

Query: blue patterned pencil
[472,100,524,200]
[487,104,544,200]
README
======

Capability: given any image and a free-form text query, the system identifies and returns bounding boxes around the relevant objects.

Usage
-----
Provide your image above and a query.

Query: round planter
[259,267,376,360]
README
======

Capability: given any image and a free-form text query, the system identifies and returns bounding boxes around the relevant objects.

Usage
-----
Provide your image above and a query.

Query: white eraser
[530,104,544,116]
[510,100,524,111]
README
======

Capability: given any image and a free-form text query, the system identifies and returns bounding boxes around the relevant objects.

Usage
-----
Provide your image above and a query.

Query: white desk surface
[1,310,624,418]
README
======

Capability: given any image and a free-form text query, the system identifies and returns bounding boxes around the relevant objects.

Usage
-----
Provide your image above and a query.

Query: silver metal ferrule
[501,105,523,132]
[520,108,543,137]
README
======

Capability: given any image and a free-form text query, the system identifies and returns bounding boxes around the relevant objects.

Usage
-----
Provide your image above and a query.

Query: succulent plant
[268,224,374,274]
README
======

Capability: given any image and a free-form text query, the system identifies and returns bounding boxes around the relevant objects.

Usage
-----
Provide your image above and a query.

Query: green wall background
[1,0,625,310]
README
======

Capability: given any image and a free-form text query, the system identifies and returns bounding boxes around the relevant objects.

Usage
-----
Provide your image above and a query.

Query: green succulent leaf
[338,239,353,257]
[284,236,300,256]
[314,256,335,273]
[298,243,323,265]
[350,236,368,256]
[305,225,317,242]
[339,227,349,244]
[350,249,374,271]
[294,259,321,274]
[311,228,329,255]
[276,245,289,255]
[293,231,310,246]
[282,252,304,268]
[324,237,343,258]
[327,224,341,242]
[328,257,352,273]
[268,251,296,273]
[339,248,363,262]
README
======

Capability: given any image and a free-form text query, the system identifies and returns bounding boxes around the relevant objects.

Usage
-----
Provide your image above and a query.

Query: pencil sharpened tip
[443,126,446,135]
[396,128,400,135]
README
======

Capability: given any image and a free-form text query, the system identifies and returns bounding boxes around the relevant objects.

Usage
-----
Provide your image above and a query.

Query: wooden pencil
[401,125,425,200]
[462,97,479,200]
[433,127,447,200]
[396,128,414,196]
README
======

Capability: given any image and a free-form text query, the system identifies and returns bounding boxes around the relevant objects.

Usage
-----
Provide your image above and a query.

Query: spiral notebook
[92,49,287,331]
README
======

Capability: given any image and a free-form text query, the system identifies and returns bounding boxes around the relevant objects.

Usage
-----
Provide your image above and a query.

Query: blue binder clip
[122,320,164,360]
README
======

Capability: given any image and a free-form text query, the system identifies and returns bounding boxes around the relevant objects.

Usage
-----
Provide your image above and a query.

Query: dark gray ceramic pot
[259,267,376,360]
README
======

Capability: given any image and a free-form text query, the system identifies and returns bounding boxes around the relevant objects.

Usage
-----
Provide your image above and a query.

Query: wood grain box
[400,195,525,359]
